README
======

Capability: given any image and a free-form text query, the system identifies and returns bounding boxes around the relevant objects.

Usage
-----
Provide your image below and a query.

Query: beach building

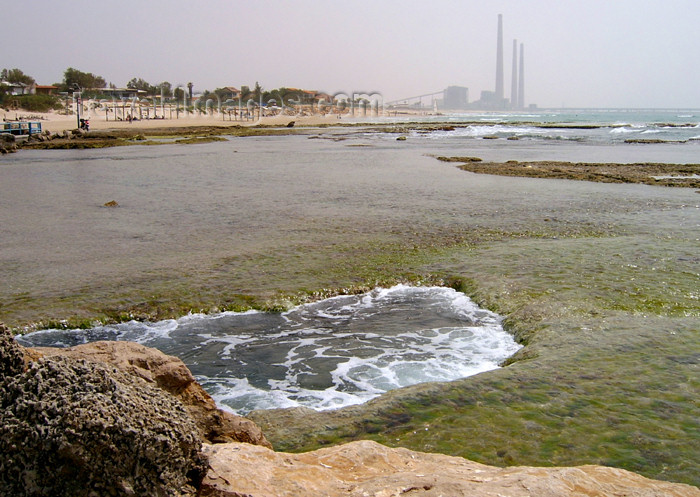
[34,85,58,95]
[98,87,148,99]
[0,81,31,95]
[222,87,241,100]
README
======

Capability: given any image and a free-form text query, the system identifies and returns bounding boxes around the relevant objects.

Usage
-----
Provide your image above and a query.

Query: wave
[18,285,521,414]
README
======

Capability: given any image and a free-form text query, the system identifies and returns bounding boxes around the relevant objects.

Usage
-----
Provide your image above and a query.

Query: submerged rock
[0,341,208,496]
[201,440,700,497]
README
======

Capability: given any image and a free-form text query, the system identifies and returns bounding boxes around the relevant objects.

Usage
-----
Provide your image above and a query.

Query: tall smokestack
[495,14,504,101]
[518,43,525,109]
[510,39,518,109]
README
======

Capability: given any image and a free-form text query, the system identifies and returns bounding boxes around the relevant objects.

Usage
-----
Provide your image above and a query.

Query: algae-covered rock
[0,354,208,497]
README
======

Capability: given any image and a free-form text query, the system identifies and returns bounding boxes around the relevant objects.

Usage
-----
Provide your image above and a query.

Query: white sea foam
[18,285,521,414]
[609,127,639,134]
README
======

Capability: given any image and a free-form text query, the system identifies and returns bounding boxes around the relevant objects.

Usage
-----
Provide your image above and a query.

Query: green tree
[158,81,173,98]
[173,87,185,101]
[187,82,193,99]
[1,68,35,86]
[62,67,106,91]
[126,77,156,95]
[239,85,251,102]
[253,81,263,103]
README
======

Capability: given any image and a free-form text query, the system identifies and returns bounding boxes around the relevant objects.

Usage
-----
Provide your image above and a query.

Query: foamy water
[17,285,521,413]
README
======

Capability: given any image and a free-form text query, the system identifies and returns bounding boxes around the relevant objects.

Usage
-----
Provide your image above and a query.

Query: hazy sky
[4,0,699,108]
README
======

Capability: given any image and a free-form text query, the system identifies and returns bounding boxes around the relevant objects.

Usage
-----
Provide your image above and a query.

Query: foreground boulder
[0,353,207,496]
[0,323,24,378]
[35,340,271,447]
[201,440,700,497]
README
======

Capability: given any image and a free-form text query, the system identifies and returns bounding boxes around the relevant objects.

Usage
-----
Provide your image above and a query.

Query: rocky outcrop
[4,324,698,496]
[0,323,24,378]
[201,440,700,497]
[0,324,208,496]
[35,340,271,447]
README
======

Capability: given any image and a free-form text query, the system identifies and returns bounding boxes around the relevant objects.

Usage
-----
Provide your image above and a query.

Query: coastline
[2,113,699,486]
[3,109,342,133]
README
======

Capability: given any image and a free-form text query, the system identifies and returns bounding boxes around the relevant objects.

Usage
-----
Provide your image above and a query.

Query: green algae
[3,131,699,487]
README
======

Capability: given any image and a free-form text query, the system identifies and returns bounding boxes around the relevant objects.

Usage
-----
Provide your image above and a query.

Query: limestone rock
[35,341,271,447]
[0,323,24,378]
[200,440,700,497]
[0,355,207,497]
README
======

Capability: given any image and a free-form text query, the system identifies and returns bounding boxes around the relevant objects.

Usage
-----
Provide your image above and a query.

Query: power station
[473,13,526,110]
[388,14,533,111]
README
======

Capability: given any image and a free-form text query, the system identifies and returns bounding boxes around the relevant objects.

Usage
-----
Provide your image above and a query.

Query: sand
[3,110,343,133]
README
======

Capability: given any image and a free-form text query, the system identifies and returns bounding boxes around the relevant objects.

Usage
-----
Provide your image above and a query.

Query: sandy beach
[3,109,342,134]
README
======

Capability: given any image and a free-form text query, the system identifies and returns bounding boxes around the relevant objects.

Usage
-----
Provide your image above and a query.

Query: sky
[3,0,699,109]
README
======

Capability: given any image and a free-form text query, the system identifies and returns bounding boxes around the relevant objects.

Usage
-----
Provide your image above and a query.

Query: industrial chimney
[510,39,518,109]
[495,14,504,102]
[518,43,525,109]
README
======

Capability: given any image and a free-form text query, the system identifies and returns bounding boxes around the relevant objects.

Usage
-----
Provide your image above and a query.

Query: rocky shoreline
[2,120,698,490]
[437,156,700,189]
[3,324,698,496]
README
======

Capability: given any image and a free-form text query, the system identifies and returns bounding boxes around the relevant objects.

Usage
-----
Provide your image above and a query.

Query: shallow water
[17,285,521,413]
[2,121,699,413]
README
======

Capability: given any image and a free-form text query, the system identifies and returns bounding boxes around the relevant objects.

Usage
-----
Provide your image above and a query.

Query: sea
[17,285,521,413]
[8,108,699,414]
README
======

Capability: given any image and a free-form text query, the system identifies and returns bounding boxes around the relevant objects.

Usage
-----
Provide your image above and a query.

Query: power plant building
[431,15,531,112]
[443,86,469,109]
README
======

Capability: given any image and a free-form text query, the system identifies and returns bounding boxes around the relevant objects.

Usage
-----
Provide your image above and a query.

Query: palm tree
[187,82,193,99]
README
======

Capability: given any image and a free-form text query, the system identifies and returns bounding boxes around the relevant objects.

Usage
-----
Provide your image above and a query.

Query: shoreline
[2,113,699,485]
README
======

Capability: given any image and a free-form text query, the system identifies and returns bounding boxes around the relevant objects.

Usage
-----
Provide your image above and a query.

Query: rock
[103,200,119,207]
[35,341,271,447]
[396,135,407,141]
[0,354,208,497]
[200,440,700,497]
[0,323,25,379]
[0,132,16,143]
[286,120,295,128]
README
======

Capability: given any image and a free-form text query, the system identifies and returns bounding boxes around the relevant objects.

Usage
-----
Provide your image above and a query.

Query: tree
[187,82,193,99]
[62,67,106,91]
[239,85,251,102]
[173,87,185,101]
[253,81,263,103]
[158,81,173,98]
[126,77,160,95]
[1,68,35,86]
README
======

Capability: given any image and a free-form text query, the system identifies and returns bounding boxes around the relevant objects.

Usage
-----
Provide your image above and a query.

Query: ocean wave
[609,127,640,134]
